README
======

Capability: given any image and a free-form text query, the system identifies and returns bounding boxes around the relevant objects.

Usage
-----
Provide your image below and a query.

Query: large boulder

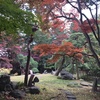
[0,75,14,91]
[0,75,10,91]
[60,70,73,80]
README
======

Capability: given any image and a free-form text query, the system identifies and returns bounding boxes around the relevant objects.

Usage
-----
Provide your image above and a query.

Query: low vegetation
[9,74,100,100]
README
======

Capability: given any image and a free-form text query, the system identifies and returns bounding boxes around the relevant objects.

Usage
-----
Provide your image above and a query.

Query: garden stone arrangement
[66,91,76,100]
[58,89,76,100]
[0,74,40,99]
[60,70,74,80]
[0,75,13,91]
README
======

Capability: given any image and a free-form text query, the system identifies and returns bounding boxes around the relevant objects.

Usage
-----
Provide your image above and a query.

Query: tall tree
[0,0,37,35]
[0,0,39,86]
[21,0,100,68]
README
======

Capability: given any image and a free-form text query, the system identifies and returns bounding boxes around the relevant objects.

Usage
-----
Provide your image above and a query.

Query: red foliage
[0,57,13,68]
[33,44,59,56]
[52,19,66,32]
[52,34,69,45]
[42,0,55,5]
[72,20,80,32]
[56,0,65,3]
[33,41,83,63]
[0,33,22,59]
[42,0,65,5]
[80,19,97,33]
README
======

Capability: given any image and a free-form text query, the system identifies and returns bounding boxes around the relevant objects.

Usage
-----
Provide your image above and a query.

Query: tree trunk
[76,1,100,68]
[24,35,33,86]
[55,55,65,76]
[24,45,31,86]
[71,58,74,74]
[76,60,79,80]
[55,64,64,76]
[84,33,100,68]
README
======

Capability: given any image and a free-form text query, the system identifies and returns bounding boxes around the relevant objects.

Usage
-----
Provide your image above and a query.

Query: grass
[8,74,100,100]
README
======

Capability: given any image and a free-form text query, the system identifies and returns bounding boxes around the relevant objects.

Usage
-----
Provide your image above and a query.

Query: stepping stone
[58,89,77,100]
[29,86,40,94]
[67,95,76,99]
[65,91,72,95]
[80,82,92,86]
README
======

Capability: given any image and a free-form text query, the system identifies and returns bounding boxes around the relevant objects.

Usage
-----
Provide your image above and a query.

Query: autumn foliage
[72,19,100,33]
[72,20,80,32]
[80,19,97,33]
[33,41,83,63]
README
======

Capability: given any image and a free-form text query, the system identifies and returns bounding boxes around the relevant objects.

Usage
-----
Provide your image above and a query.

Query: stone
[29,86,40,94]
[11,82,18,89]
[67,95,76,99]
[60,70,73,80]
[0,75,10,84]
[80,82,92,86]
[9,90,25,99]
[65,91,72,95]
[0,75,11,91]
[32,77,39,85]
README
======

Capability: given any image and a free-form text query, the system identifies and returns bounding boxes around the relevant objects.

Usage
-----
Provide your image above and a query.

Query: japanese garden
[0,0,100,100]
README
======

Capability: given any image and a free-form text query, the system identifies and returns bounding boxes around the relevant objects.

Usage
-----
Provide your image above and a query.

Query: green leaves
[33,30,52,44]
[67,32,86,48]
[0,0,37,35]
[17,54,38,71]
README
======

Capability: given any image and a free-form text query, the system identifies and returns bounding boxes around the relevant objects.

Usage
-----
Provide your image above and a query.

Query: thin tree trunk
[84,33,100,68]
[76,0,100,68]
[76,60,79,80]
[71,58,74,74]
[24,45,31,86]
[24,35,33,86]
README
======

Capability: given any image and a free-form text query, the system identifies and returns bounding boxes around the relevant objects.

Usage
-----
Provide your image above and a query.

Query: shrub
[32,68,39,73]
[17,54,38,71]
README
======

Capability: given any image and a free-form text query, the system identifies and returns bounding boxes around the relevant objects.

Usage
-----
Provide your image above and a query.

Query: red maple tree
[33,41,83,75]
[33,41,83,62]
